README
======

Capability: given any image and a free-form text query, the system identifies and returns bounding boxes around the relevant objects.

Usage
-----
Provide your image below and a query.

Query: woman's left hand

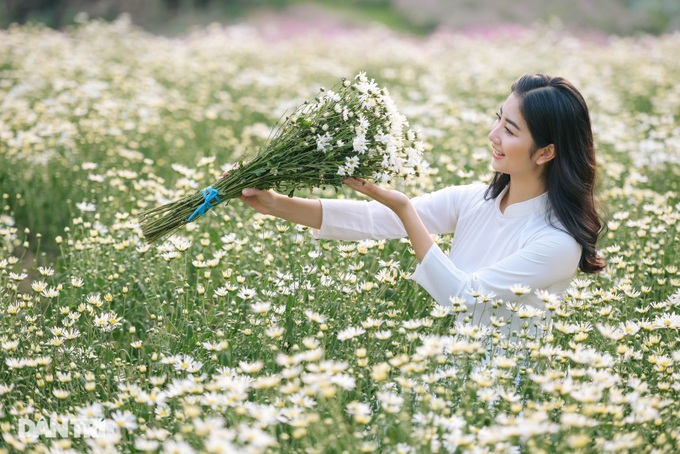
[343,178,410,215]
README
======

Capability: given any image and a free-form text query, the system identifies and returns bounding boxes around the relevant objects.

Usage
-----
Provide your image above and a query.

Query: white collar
[495,185,549,218]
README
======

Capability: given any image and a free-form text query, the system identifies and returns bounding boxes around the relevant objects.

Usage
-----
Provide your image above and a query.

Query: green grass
[0,19,679,453]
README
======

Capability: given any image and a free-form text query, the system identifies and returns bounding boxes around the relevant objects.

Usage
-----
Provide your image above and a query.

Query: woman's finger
[343,177,371,190]
[344,178,370,195]
[344,178,387,204]
[242,188,263,197]
[221,163,241,179]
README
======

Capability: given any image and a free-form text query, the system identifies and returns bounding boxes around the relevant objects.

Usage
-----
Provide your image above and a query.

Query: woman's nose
[488,125,499,143]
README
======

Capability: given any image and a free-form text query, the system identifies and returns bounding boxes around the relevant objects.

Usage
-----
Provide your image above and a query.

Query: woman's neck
[500,178,547,213]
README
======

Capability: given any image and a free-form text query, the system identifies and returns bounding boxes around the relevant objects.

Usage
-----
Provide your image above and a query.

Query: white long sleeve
[315,184,481,240]
[411,235,580,307]
[314,184,581,334]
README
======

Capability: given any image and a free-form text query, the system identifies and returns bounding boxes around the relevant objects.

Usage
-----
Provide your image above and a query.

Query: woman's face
[488,92,543,179]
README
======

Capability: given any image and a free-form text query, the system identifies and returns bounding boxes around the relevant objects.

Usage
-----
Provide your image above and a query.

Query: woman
[233,74,605,337]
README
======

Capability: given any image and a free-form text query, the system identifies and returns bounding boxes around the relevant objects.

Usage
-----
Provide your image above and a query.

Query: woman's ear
[535,144,556,166]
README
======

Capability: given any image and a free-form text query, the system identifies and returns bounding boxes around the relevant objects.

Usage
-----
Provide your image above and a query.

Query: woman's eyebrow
[499,106,521,131]
[505,117,520,131]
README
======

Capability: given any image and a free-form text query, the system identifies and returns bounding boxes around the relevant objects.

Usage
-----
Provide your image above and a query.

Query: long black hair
[485,74,605,273]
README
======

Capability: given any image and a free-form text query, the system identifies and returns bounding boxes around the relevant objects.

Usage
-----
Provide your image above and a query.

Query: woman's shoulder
[529,214,582,253]
[437,182,489,200]
[411,183,489,227]
[415,182,487,205]
[434,183,492,217]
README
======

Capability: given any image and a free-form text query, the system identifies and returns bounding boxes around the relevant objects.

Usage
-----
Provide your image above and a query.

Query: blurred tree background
[1,0,679,35]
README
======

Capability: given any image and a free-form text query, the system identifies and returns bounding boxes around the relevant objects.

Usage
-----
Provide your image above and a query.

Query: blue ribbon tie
[188,186,222,222]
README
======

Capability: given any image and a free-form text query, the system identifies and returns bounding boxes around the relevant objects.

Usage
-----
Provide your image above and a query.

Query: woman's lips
[493,148,505,159]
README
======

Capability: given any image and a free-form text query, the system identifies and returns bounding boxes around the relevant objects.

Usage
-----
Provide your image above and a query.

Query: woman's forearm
[239,188,322,229]
[395,203,435,263]
[269,194,323,230]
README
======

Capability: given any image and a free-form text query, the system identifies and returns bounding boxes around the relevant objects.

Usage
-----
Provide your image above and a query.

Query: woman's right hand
[222,164,321,228]
[240,188,280,215]
[221,165,280,215]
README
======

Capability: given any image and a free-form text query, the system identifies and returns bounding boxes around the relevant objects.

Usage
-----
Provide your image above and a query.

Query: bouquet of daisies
[139,72,424,244]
